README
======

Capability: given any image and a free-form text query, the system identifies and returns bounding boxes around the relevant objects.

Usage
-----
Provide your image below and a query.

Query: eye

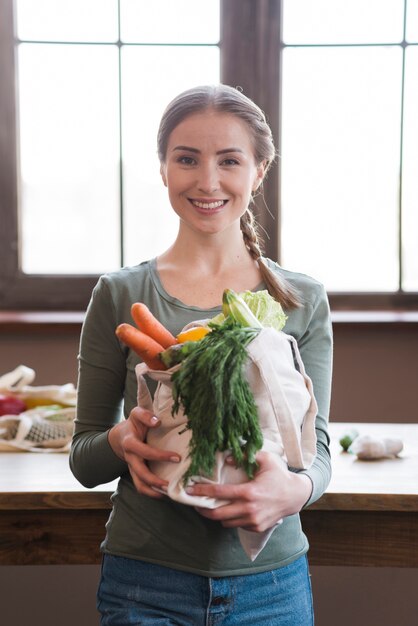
[177,155,196,166]
[221,158,240,166]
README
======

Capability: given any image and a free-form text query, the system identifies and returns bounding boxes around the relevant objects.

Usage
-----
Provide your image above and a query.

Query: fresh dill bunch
[171,320,263,483]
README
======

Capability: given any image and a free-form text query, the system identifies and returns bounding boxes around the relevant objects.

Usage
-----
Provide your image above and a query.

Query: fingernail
[150,416,159,424]
[225,456,234,464]
[185,486,195,495]
[160,485,168,492]
[170,456,181,463]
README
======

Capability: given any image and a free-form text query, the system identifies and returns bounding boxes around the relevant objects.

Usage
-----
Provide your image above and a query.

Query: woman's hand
[186,451,313,532]
[108,406,181,499]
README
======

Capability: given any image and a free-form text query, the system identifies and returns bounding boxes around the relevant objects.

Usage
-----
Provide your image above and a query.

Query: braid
[240,208,301,310]
[240,208,263,261]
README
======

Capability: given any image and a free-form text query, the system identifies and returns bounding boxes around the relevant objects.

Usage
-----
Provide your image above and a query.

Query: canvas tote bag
[135,326,318,560]
[0,365,76,452]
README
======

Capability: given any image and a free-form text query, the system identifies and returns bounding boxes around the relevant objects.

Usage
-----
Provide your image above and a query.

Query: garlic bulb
[349,435,403,460]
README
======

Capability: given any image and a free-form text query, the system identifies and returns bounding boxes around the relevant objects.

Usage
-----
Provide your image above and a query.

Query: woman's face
[160,110,265,237]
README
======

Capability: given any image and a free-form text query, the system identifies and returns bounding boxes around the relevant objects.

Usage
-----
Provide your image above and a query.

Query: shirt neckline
[148,257,266,313]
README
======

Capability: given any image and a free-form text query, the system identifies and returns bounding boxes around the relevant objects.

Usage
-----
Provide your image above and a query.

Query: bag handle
[0,365,36,391]
[286,335,318,467]
[251,333,317,469]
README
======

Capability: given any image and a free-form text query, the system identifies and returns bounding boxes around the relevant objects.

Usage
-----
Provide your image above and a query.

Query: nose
[197,163,220,194]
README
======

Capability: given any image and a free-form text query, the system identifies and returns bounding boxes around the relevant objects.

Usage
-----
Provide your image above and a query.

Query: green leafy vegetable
[221,288,263,328]
[171,320,263,483]
[210,289,287,331]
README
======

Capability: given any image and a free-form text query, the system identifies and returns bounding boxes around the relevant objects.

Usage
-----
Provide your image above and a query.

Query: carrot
[130,302,177,349]
[115,323,166,370]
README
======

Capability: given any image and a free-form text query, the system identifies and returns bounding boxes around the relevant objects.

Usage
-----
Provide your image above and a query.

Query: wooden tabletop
[315,422,418,511]
[0,422,416,511]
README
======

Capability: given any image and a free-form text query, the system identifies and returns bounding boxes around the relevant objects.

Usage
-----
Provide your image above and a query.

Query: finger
[126,439,181,464]
[195,499,253,522]
[129,406,161,429]
[195,503,240,522]
[126,454,170,490]
[130,474,166,499]
[254,449,283,470]
[196,507,271,532]
[195,507,254,529]
[226,517,283,532]
[186,482,250,501]
[127,460,169,500]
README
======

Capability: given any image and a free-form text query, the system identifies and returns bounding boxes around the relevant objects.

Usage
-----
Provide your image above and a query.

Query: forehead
[167,111,254,152]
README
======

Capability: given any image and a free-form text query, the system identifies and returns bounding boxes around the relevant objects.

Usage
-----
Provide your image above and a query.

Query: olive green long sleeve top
[70,257,333,576]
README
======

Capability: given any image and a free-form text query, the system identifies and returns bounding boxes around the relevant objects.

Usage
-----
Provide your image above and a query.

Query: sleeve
[293,283,333,507]
[69,276,129,488]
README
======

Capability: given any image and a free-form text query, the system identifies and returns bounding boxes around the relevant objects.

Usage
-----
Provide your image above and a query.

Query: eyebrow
[172,145,244,155]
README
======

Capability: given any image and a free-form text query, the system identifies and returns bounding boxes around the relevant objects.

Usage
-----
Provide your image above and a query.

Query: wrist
[107,423,125,461]
[288,472,313,515]
[298,473,314,508]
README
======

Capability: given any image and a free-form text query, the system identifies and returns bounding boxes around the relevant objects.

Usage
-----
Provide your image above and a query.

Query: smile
[190,199,227,210]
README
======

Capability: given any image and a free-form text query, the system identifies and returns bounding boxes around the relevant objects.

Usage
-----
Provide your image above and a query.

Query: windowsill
[330,310,418,324]
[1,309,418,333]
[0,311,85,333]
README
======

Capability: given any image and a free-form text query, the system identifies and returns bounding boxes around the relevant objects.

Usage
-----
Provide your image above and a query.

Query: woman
[70,84,333,625]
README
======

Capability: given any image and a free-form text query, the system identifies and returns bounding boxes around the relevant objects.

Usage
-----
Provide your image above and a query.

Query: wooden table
[0,423,417,567]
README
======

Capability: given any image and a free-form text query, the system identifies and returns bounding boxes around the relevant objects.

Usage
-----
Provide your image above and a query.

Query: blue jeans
[97,553,314,625]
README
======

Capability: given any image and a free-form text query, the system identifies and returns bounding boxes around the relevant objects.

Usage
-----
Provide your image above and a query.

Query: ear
[252,160,267,191]
[160,164,167,187]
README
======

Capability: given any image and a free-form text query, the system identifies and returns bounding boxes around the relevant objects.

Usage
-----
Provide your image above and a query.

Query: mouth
[189,199,228,210]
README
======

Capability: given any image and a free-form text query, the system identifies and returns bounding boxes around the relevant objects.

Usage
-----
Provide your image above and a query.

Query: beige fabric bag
[0,365,77,407]
[135,326,318,560]
[0,365,76,452]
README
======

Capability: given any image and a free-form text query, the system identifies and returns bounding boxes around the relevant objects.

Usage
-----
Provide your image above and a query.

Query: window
[1,0,417,311]
[280,0,418,302]
[0,0,219,309]
[16,0,219,274]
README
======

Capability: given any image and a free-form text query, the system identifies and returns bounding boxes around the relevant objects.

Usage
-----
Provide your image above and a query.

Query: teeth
[192,200,225,209]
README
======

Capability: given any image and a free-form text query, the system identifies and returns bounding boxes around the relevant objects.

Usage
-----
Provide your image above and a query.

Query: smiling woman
[70,83,333,625]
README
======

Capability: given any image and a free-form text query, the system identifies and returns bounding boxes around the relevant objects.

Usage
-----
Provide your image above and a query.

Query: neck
[156,227,262,308]
[160,226,253,273]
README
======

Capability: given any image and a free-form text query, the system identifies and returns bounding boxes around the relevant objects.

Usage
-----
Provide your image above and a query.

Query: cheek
[166,169,189,192]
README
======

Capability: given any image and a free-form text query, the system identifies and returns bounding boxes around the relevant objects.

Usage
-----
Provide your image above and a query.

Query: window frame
[1,0,417,311]
[0,0,99,310]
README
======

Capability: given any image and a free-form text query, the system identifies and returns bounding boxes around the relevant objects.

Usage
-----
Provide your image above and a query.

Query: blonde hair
[157,84,300,309]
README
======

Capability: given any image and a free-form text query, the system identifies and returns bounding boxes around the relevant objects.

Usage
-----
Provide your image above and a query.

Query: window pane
[406,0,418,42]
[121,46,220,266]
[282,0,404,44]
[16,0,118,42]
[281,46,402,291]
[120,0,220,43]
[18,44,120,274]
[402,46,418,291]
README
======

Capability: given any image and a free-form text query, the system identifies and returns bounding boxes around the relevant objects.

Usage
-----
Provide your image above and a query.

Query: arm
[69,277,180,491]
[69,277,128,488]
[294,282,333,507]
